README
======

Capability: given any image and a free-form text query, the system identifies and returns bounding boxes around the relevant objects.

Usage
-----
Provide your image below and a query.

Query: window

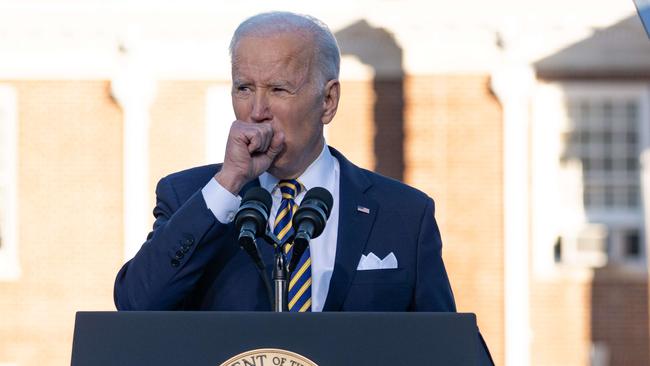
[0,85,19,280]
[532,83,649,273]
[558,84,648,268]
[563,99,641,211]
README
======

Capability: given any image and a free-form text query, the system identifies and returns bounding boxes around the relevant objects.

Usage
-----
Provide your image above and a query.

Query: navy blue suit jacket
[114,147,456,312]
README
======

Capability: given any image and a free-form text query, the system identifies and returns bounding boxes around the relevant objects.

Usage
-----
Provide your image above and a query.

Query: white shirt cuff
[201,177,242,223]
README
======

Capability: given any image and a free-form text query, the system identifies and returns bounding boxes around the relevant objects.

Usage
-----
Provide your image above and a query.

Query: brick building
[0,1,648,365]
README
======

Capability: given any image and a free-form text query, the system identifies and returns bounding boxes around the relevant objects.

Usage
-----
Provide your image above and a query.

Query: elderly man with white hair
[114,11,492,363]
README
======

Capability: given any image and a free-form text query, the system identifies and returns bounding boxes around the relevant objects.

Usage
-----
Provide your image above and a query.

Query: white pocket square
[357,252,398,270]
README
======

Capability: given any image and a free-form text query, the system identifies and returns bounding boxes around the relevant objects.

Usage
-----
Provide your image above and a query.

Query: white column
[490,33,535,366]
[205,85,234,164]
[111,33,157,262]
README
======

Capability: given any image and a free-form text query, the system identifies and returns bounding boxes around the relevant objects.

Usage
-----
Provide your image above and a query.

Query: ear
[321,79,340,125]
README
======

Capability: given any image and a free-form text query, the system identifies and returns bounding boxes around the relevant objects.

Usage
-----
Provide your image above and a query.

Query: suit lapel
[323,148,378,311]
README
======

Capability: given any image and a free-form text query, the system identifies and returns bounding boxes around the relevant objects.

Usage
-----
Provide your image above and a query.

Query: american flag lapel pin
[357,205,370,214]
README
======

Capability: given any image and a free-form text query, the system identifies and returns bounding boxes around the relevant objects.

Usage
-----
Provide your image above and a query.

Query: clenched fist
[215,121,285,194]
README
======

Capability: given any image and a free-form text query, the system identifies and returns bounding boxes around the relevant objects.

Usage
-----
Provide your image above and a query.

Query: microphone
[288,187,333,274]
[234,187,272,270]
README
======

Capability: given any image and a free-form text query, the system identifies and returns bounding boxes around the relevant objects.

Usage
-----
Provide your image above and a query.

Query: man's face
[231,32,327,179]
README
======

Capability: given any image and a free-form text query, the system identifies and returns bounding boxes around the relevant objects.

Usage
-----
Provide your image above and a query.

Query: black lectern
[71,312,486,365]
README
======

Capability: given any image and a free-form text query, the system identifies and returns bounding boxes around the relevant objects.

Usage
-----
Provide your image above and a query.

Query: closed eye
[271,86,294,95]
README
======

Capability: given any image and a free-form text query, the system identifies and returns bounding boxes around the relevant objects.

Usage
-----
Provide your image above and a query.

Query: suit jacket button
[181,237,194,246]
[181,245,190,253]
[170,259,180,267]
[174,251,184,260]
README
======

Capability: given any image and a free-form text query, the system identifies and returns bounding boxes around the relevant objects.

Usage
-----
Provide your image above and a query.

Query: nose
[250,90,272,123]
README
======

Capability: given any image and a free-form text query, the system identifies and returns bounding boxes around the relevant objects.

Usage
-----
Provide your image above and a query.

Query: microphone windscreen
[242,187,272,214]
[304,187,333,217]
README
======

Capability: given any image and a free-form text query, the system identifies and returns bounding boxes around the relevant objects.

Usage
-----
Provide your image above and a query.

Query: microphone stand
[262,230,295,312]
[272,246,288,312]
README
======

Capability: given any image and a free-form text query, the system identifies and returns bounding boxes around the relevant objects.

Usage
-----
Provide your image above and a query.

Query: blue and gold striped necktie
[273,179,312,312]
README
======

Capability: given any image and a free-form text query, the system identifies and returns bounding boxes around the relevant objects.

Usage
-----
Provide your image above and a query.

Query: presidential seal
[219,348,318,366]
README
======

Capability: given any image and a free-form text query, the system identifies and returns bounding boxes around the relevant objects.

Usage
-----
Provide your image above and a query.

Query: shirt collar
[259,143,335,195]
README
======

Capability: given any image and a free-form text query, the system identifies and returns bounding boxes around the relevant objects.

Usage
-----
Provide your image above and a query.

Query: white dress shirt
[201,144,340,312]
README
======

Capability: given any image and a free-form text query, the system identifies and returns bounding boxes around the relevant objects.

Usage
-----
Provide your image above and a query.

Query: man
[114,13,489,359]
[114,11,458,313]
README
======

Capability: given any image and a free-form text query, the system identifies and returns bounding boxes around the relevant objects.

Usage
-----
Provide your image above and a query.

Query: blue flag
[634,0,650,38]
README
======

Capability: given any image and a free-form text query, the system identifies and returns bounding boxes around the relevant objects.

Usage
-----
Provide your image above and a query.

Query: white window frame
[531,81,650,278]
[0,85,20,280]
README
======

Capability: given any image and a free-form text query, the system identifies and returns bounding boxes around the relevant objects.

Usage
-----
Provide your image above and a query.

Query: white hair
[229,11,341,84]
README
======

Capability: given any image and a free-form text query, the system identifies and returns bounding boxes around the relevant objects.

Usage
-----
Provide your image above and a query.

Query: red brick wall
[531,273,650,366]
[0,80,124,366]
[531,278,593,365]
[591,274,649,366]
[149,80,216,217]
[405,75,505,365]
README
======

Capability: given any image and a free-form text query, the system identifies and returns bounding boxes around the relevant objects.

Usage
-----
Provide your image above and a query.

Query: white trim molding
[0,85,20,280]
